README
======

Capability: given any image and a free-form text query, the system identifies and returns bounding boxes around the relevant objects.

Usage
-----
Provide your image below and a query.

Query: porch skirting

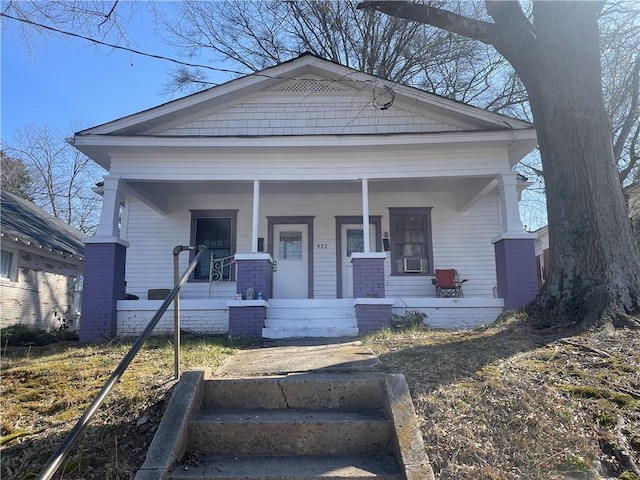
[115,297,504,337]
[391,298,504,329]
[116,299,229,336]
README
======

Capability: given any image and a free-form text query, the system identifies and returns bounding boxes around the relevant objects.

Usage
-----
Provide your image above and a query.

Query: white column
[94,175,123,239]
[251,180,260,253]
[497,172,524,234]
[361,178,371,253]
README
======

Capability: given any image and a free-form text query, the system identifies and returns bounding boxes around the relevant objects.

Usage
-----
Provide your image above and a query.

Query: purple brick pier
[494,238,537,310]
[228,304,266,336]
[80,242,127,342]
[235,254,273,300]
[229,254,272,336]
[351,253,391,333]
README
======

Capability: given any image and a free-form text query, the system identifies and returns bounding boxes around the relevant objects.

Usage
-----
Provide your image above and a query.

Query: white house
[1,190,84,331]
[70,54,538,341]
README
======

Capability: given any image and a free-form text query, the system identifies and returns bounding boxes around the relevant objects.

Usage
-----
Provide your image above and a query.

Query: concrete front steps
[263,299,358,339]
[135,372,434,480]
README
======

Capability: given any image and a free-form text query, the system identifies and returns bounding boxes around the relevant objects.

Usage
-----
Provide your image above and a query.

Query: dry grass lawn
[1,335,245,479]
[364,313,640,480]
[1,315,639,480]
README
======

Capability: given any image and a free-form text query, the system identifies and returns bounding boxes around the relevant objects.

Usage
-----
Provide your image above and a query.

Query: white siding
[122,188,500,300]
[109,148,510,182]
[377,192,499,299]
[156,89,471,137]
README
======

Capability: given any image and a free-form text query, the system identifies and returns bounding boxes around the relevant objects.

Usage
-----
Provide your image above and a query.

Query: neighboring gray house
[1,190,84,331]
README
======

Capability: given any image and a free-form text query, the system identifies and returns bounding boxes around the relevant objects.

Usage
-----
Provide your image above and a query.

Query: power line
[1,12,389,90]
[1,12,246,78]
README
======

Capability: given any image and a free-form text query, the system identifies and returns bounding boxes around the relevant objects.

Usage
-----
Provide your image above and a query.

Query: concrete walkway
[215,337,381,376]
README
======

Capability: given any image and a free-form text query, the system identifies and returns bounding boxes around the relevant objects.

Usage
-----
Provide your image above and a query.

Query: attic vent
[278,80,341,92]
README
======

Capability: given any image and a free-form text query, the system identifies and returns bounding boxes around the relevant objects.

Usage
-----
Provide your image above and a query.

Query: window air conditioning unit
[403,258,423,273]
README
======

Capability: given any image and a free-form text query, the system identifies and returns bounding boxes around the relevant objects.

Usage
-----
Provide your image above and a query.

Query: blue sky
[1,5,228,142]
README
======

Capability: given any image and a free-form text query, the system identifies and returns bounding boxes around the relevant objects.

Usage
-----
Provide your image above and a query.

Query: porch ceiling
[124,177,499,214]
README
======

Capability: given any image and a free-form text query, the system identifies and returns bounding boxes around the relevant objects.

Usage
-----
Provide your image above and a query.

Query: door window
[346,229,364,257]
[279,231,303,260]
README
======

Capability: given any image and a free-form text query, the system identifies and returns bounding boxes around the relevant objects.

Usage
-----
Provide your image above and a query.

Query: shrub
[390,310,428,330]
[1,323,78,347]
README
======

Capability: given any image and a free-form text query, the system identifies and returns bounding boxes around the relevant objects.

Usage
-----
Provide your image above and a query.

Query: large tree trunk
[360,0,640,328]
[501,3,640,328]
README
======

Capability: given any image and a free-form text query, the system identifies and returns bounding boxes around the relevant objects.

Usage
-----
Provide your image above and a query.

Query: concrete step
[265,308,355,320]
[188,409,393,456]
[266,299,354,308]
[169,454,403,480]
[264,315,356,327]
[262,326,359,338]
[135,372,435,480]
[202,374,387,410]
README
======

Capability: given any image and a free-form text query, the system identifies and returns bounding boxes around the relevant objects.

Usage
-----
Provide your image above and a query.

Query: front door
[272,224,309,298]
[341,224,376,298]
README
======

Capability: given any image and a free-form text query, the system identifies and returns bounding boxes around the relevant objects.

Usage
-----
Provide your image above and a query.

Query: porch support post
[361,178,371,253]
[80,175,129,342]
[251,180,260,253]
[497,172,524,234]
[95,175,124,239]
[492,172,537,310]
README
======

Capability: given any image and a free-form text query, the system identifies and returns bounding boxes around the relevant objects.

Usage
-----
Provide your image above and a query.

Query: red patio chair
[432,269,468,298]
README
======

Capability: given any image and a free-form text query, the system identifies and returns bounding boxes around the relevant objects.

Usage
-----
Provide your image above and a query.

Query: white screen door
[273,224,309,298]
[341,224,375,298]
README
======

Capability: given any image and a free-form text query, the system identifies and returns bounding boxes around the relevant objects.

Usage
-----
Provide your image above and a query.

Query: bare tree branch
[615,56,640,167]
[357,1,500,45]
[97,0,119,27]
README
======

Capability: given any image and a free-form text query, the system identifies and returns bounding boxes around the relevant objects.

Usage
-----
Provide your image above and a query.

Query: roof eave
[0,232,84,261]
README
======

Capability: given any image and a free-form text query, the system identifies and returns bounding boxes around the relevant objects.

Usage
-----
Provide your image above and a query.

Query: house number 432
[316,243,328,249]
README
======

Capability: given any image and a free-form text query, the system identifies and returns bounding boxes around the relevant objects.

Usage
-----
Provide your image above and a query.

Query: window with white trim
[389,207,434,275]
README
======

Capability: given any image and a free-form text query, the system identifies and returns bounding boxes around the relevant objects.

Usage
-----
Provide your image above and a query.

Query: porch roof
[69,128,538,171]
[117,176,527,216]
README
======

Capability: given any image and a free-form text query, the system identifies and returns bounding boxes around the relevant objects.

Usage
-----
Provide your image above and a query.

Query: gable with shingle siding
[154,76,472,137]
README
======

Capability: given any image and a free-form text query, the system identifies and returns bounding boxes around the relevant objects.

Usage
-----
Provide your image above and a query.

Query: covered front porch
[83,172,535,339]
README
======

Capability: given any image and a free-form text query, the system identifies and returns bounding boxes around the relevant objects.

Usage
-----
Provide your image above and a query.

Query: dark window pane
[1,250,12,278]
[390,210,431,274]
[195,217,232,279]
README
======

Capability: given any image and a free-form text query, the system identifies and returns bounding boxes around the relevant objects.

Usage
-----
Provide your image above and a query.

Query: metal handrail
[36,245,208,480]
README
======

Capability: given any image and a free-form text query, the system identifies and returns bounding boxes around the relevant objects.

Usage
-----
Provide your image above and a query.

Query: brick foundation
[80,242,127,342]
